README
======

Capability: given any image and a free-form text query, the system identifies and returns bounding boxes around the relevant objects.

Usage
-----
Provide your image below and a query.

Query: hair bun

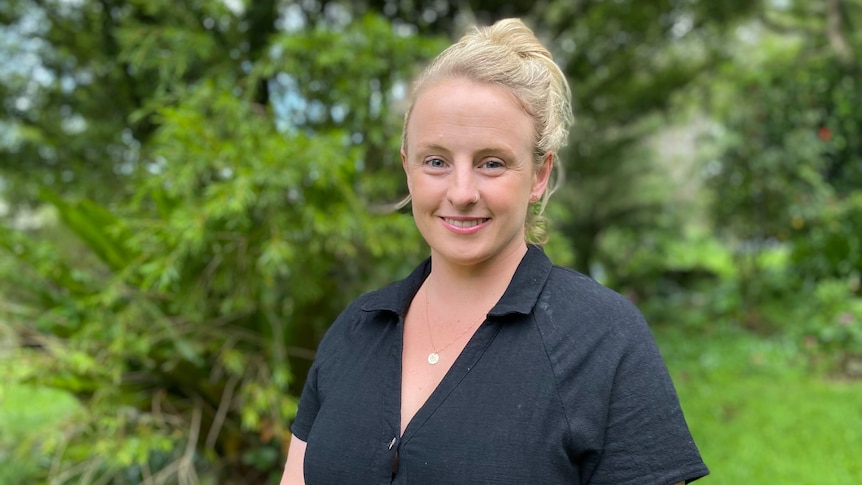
[484,18,553,61]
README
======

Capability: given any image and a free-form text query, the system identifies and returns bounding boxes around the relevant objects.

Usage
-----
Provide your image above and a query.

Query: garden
[1,0,860,483]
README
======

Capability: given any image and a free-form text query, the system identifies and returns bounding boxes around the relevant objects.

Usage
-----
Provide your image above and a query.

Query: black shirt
[292,245,709,484]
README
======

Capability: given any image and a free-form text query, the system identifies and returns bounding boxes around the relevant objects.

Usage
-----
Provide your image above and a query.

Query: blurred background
[1,0,860,483]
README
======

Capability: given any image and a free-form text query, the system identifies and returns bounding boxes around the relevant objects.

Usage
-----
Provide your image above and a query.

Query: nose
[447,163,479,207]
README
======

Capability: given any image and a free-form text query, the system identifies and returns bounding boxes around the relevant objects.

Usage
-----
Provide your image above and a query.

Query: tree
[0,0,280,206]
[3,0,766,282]
[703,0,861,281]
[694,0,862,352]
[0,0,817,480]
[1,3,443,482]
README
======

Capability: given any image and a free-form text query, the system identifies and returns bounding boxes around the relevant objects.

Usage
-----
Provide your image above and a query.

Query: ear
[401,146,412,194]
[531,151,553,199]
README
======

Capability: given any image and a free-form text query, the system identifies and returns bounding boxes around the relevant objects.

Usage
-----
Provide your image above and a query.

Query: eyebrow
[415,142,451,154]
[414,142,519,160]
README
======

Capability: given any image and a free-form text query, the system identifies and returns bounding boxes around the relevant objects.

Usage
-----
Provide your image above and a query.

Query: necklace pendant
[427,352,440,365]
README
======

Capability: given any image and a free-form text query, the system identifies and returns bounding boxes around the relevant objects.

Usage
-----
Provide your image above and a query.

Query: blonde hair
[401,18,574,244]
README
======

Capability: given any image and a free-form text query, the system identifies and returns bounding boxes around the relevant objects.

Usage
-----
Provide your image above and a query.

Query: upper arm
[280,434,307,485]
[574,299,707,483]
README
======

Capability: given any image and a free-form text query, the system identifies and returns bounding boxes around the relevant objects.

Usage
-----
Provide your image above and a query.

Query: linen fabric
[291,245,709,484]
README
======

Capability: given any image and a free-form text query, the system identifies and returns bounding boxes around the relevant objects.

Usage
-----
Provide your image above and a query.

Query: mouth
[442,217,490,228]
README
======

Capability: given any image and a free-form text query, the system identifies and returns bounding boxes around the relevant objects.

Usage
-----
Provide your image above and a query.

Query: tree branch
[758,9,814,36]
[827,0,855,65]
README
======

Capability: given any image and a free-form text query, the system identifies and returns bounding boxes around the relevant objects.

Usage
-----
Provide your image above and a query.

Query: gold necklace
[423,285,486,365]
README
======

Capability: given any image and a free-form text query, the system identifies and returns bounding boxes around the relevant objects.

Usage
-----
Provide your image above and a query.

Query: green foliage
[791,193,862,281]
[255,12,446,200]
[543,0,760,276]
[0,7,437,483]
[0,382,80,485]
[600,222,734,297]
[0,0,270,206]
[694,1,862,373]
[3,0,862,482]
[795,279,862,376]
[783,190,862,372]
[700,0,862,264]
[703,51,857,242]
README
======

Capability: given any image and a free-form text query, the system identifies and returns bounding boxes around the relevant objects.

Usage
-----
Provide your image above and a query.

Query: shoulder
[317,287,391,346]
[315,260,427,357]
[540,265,647,333]
[534,265,709,483]
[529,264,660,384]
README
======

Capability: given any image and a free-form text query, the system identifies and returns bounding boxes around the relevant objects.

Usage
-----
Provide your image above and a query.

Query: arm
[576,299,708,483]
[279,434,307,485]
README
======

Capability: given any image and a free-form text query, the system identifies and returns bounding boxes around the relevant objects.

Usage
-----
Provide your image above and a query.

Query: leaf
[39,189,138,273]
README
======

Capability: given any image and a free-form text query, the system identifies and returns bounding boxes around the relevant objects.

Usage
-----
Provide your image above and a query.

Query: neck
[425,243,527,311]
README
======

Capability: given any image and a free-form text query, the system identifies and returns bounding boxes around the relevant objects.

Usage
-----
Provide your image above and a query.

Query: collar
[360,245,552,320]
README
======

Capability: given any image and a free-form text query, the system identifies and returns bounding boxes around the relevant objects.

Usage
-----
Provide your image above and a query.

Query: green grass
[657,325,862,484]
[0,382,80,484]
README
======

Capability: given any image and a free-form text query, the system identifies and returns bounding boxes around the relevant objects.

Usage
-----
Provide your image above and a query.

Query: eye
[424,158,446,169]
[481,159,505,170]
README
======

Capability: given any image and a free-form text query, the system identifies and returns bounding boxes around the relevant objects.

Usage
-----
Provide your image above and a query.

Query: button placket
[388,436,400,476]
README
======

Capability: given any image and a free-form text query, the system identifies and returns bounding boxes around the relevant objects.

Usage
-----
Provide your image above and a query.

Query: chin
[428,242,486,264]
[433,240,525,269]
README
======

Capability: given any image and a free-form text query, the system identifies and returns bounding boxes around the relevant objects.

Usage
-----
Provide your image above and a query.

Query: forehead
[406,78,535,154]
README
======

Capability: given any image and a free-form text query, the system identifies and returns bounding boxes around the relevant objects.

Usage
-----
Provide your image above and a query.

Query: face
[401,78,551,270]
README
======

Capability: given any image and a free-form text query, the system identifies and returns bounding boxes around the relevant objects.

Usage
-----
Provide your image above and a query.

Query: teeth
[445,218,485,228]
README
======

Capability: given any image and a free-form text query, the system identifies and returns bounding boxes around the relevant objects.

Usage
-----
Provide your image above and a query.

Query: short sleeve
[288,297,362,441]
[290,349,322,441]
[590,316,709,484]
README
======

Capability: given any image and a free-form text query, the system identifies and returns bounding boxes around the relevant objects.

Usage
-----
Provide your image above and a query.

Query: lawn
[0,381,80,484]
[657,325,862,484]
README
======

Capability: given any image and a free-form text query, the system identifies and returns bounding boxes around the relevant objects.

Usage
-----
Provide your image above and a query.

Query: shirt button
[388,437,397,450]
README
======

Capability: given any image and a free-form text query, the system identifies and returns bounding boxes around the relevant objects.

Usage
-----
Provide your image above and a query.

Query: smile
[443,218,489,228]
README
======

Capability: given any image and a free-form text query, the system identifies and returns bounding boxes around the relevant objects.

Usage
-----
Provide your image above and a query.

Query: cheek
[408,174,437,199]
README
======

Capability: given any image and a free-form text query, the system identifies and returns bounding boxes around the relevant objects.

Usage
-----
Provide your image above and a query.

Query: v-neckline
[397,318,500,442]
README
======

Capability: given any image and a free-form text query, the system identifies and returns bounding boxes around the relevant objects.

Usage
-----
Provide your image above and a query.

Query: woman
[281,18,708,484]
